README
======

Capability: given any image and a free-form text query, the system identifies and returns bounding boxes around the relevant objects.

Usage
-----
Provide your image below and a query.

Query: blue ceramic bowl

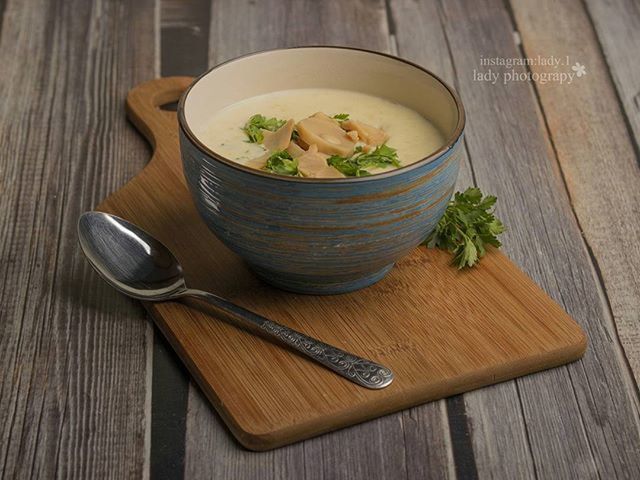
[178,47,465,294]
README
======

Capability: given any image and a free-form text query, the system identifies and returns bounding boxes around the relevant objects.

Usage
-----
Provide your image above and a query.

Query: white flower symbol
[572,62,587,77]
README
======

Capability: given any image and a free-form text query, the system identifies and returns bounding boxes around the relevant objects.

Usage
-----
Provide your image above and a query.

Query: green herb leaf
[263,150,300,176]
[242,114,286,143]
[327,144,400,177]
[424,187,505,269]
[356,144,400,169]
[333,113,350,121]
[327,156,371,177]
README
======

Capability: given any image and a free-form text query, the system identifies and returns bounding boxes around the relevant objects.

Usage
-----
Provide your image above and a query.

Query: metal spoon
[77,211,394,389]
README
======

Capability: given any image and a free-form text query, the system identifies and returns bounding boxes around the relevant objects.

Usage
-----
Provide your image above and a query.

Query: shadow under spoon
[77,211,394,389]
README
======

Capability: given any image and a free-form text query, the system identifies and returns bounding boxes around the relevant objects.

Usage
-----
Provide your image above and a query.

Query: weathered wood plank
[511,0,640,398]
[507,3,640,477]
[185,388,306,479]
[386,1,475,190]
[145,2,213,478]
[156,3,209,480]
[0,0,5,36]
[389,2,537,478]
[0,0,156,478]
[182,1,456,479]
[149,333,188,480]
[208,0,390,65]
[162,0,211,77]
[429,0,640,477]
[583,0,640,158]
[517,0,640,383]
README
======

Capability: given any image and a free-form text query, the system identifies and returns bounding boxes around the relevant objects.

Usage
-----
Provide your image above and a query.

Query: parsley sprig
[425,187,505,268]
[333,113,350,121]
[263,150,299,176]
[327,144,400,177]
[243,114,286,143]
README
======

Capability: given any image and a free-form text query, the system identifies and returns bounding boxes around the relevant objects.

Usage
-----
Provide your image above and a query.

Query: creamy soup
[198,88,445,178]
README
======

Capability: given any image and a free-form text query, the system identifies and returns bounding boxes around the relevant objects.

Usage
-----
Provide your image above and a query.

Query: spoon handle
[184,289,394,389]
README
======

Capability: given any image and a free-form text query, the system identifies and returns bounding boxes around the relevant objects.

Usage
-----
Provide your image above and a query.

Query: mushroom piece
[262,118,295,151]
[341,119,389,146]
[246,119,295,170]
[297,144,344,178]
[296,112,356,157]
[245,151,271,169]
[286,141,306,158]
[346,130,359,142]
[361,144,374,153]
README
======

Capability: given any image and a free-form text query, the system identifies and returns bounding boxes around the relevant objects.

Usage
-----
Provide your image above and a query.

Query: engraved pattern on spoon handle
[258,319,394,389]
[185,289,394,389]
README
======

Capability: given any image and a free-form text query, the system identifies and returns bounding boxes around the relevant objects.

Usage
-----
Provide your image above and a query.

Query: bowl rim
[177,45,465,183]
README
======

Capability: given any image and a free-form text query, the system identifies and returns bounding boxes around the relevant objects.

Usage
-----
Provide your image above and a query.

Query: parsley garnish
[327,144,400,177]
[243,114,286,143]
[263,150,299,176]
[333,113,350,121]
[425,187,505,268]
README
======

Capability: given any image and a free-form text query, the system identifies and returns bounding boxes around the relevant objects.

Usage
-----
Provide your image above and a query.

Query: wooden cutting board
[99,77,587,451]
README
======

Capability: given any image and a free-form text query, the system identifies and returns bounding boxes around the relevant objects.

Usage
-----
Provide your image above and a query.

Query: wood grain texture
[511,0,640,415]
[389,2,537,478]
[209,0,391,65]
[2,0,638,477]
[427,0,640,477]
[161,0,211,77]
[0,0,156,478]
[385,7,487,474]
[105,76,585,453]
[584,0,640,157]
[145,3,212,477]
[192,1,455,477]
[190,1,429,478]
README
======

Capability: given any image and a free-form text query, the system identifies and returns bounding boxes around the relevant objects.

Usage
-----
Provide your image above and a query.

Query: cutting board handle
[125,76,194,149]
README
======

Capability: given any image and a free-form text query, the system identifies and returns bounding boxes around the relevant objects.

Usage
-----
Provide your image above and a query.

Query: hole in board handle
[160,101,179,112]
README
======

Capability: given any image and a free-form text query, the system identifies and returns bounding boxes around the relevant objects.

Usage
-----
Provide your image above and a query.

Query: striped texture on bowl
[181,132,462,294]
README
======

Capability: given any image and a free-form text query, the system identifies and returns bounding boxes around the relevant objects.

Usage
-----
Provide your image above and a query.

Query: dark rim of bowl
[177,45,466,183]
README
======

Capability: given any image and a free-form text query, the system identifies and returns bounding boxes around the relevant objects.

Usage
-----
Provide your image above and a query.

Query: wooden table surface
[1,0,639,478]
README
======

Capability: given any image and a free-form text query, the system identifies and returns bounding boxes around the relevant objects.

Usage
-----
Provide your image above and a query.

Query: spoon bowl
[78,212,187,300]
